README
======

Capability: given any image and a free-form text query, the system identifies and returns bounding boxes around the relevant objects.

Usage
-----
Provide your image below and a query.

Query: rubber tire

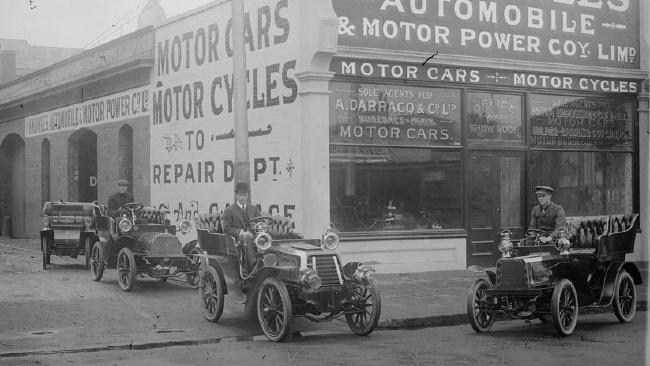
[199,265,225,322]
[42,237,50,270]
[467,278,496,333]
[257,277,292,342]
[551,279,578,336]
[117,247,137,292]
[613,270,636,323]
[90,241,104,281]
[345,285,381,336]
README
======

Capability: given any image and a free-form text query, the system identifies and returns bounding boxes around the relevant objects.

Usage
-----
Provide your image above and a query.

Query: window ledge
[339,229,467,241]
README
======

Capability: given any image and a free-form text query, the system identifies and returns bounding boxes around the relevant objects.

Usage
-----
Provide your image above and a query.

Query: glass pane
[531,151,633,215]
[500,156,521,228]
[467,92,523,142]
[469,156,494,228]
[330,146,462,232]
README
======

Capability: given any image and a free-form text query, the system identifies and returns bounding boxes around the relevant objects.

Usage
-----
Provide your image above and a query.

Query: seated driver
[222,182,261,272]
[527,185,566,244]
[107,179,135,218]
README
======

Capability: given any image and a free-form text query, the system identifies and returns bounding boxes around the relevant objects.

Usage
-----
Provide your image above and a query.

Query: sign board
[333,0,640,69]
[150,0,302,238]
[330,81,462,147]
[467,92,523,141]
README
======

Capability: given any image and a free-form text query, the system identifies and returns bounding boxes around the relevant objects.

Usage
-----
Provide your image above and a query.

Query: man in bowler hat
[223,182,261,273]
[528,185,566,244]
[107,179,135,218]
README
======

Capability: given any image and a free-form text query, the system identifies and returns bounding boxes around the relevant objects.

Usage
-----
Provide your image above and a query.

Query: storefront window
[531,151,633,216]
[330,145,462,232]
[467,92,523,143]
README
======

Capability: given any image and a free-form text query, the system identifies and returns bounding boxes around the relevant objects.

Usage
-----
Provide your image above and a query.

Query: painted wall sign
[529,94,634,151]
[24,86,149,137]
[333,0,640,69]
[330,81,461,147]
[151,0,303,238]
[467,92,523,141]
[330,57,640,94]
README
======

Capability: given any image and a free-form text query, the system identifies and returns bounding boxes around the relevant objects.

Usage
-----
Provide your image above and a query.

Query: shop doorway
[0,134,26,238]
[68,129,97,202]
[467,151,526,267]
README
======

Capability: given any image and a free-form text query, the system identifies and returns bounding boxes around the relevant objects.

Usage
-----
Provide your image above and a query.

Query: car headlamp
[42,215,50,229]
[497,230,513,258]
[253,221,267,234]
[179,219,192,234]
[118,218,133,233]
[254,232,272,251]
[322,232,340,251]
[300,267,322,290]
[353,264,375,285]
[555,229,571,254]
[83,216,93,229]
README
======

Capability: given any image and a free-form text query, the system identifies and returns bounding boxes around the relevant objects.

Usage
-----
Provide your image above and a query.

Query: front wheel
[117,248,137,291]
[613,270,636,323]
[467,278,495,333]
[257,277,292,342]
[345,285,381,336]
[199,265,225,322]
[551,279,578,336]
[90,241,104,281]
[185,248,201,288]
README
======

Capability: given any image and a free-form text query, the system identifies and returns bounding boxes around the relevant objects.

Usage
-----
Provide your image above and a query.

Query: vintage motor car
[40,201,99,270]
[467,214,642,336]
[88,202,200,291]
[193,213,381,342]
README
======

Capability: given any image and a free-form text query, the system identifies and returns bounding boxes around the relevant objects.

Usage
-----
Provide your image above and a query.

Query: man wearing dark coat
[107,179,135,218]
[222,182,261,271]
[528,185,566,244]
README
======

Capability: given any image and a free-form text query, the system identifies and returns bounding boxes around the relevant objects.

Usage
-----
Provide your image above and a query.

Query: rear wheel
[199,265,224,322]
[257,277,292,342]
[613,270,636,323]
[467,278,495,333]
[90,241,104,281]
[117,248,137,291]
[345,285,381,336]
[551,279,578,336]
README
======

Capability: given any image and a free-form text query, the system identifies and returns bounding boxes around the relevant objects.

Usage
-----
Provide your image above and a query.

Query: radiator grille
[309,255,342,286]
[496,258,529,289]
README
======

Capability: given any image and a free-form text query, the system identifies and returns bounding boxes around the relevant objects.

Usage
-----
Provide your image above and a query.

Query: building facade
[0,0,647,273]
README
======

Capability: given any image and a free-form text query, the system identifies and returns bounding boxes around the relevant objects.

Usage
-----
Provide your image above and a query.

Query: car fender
[243,267,281,318]
[598,261,642,306]
[550,262,589,296]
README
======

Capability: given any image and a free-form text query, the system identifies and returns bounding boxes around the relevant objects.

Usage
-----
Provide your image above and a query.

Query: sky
[0,0,214,49]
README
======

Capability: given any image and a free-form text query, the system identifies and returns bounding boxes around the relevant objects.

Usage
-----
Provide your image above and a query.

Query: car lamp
[497,231,513,258]
[555,229,571,255]
[179,219,192,234]
[41,215,50,229]
[254,221,267,234]
[300,267,322,290]
[118,218,133,233]
[322,232,340,251]
[353,264,376,285]
[83,216,93,230]
[254,232,273,251]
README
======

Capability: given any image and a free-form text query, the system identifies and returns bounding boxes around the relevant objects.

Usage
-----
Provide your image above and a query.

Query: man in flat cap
[223,182,261,274]
[527,185,566,244]
[107,179,135,218]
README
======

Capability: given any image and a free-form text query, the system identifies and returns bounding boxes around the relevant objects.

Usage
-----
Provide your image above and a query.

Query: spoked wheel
[199,265,224,322]
[345,285,381,336]
[185,248,201,288]
[117,248,137,291]
[613,270,636,323]
[84,237,91,270]
[257,277,292,342]
[90,241,104,281]
[551,279,578,336]
[467,278,496,333]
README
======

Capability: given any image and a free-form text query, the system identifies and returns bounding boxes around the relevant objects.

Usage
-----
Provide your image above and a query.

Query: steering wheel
[121,202,144,212]
[249,215,273,225]
[526,229,550,245]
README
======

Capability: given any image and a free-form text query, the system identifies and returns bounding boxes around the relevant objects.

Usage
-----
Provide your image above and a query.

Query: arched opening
[41,138,51,205]
[118,124,134,187]
[68,129,98,202]
[0,134,26,237]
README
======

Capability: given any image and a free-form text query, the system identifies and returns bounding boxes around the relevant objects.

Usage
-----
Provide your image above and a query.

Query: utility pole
[231,0,251,202]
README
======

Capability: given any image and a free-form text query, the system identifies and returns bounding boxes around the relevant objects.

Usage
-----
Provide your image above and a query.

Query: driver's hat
[535,185,554,195]
[234,182,250,193]
[117,179,129,187]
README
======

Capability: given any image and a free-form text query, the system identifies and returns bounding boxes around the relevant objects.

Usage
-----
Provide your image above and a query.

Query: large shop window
[329,81,463,233]
[529,94,635,216]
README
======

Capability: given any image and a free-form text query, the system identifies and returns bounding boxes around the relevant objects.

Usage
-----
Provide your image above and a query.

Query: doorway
[0,134,26,237]
[68,129,97,202]
[467,151,525,267]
